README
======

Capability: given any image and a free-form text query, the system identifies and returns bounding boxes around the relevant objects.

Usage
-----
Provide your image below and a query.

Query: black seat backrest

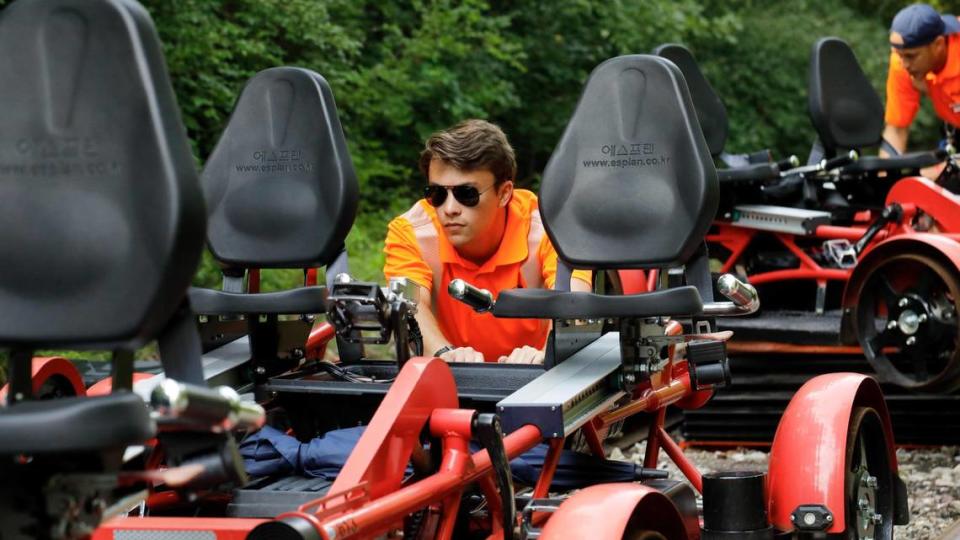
[0,0,205,348]
[201,67,359,269]
[540,55,718,269]
[808,37,884,156]
[653,44,729,157]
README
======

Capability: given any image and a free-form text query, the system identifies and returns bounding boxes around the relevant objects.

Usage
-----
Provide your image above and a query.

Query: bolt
[871,513,883,524]
[255,366,267,375]
[906,336,917,346]
[826,514,833,522]
[899,298,909,308]
[918,313,928,323]
[887,320,898,330]
[865,475,878,488]
[858,498,870,512]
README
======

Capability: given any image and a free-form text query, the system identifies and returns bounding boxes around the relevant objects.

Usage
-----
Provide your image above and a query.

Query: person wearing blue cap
[883,3,960,157]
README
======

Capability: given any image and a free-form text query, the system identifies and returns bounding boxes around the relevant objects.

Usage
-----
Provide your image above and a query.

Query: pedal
[474,413,516,540]
[687,339,731,391]
[822,239,857,269]
[520,497,565,540]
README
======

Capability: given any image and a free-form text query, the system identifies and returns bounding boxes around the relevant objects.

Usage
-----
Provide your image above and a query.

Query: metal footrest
[731,205,832,235]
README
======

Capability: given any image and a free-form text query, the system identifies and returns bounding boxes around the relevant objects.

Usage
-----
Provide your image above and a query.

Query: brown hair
[418,119,517,185]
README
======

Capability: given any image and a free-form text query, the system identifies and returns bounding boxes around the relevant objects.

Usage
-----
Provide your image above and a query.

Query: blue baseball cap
[890,3,960,49]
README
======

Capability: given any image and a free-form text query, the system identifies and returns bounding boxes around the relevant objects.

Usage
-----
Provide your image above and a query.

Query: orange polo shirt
[886,31,960,128]
[383,189,590,361]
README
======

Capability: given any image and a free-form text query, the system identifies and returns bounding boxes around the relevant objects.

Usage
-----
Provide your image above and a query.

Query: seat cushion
[0,393,154,454]
[492,286,703,319]
[189,286,328,316]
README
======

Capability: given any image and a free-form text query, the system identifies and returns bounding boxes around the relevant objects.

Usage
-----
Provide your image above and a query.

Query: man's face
[891,33,946,80]
[427,159,511,250]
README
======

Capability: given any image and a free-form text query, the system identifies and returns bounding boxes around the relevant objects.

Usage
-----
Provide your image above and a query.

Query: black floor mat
[228,475,334,518]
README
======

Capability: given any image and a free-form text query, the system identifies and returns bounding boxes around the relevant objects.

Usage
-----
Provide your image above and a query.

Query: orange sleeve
[885,50,921,128]
[538,235,592,290]
[383,217,433,290]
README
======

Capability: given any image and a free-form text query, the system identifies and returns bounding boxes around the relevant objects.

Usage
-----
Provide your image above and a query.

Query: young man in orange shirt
[883,3,960,157]
[383,119,591,364]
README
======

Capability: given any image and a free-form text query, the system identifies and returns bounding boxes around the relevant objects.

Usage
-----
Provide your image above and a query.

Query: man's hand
[498,345,544,365]
[440,346,485,363]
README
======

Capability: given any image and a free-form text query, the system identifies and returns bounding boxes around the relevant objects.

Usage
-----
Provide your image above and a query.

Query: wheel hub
[897,309,921,335]
[853,468,879,539]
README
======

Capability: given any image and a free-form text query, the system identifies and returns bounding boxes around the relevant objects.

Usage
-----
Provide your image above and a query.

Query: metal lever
[854,203,902,254]
[448,279,495,313]
[151,379,265,431]
[701,274,760,316]
[776,154,800,170]
[819,149,859,172]
[474,413,516,540]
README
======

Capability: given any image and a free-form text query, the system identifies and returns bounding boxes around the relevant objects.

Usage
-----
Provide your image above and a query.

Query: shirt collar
[435,192,532,273]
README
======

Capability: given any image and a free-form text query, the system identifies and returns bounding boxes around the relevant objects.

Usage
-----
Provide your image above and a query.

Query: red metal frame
[0,356,85,403]
[305,321,336,360]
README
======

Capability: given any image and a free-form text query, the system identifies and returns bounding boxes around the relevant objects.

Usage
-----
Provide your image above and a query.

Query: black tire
[624,532,667,540]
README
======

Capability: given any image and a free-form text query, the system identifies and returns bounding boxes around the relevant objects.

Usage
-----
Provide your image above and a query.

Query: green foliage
[0,0,953,307]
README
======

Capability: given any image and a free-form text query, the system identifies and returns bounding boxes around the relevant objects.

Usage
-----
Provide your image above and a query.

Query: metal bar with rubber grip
[776,154,800,170]
[702,274,760,316]
[151,379,265,431]
[819,149,859,172]
[448,279,495,313]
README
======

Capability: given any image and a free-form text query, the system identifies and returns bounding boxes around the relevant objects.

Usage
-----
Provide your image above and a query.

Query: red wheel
[855,253,960,392]
[844,407,894,540]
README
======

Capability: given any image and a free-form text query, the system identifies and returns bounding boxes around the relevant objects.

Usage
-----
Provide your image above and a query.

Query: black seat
[0,0,204,346]
[653,44,728,158]
[808,37,943,170]
[494,55,716,319]
[190,287,329,315]
[0,394,153,454]
[192,67,358,317]
[654,44,780,188]
[494,287,703,319]
[0,0,205,450]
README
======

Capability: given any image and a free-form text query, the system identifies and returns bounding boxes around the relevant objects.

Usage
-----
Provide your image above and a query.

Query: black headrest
[808,37,884,154]
[201,67,359,268]
[0,0,205,348]
[653,44,728,156]
[540,55,718,269]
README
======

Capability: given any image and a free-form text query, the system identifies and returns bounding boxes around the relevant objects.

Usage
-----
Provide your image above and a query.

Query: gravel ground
[610,442,960,539]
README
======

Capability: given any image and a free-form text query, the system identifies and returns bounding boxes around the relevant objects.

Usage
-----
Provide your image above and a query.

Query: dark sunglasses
[423,184,493,207]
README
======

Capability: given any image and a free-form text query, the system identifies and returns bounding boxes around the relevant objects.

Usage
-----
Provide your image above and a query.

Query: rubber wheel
[36,374,78,399]
[844,407,894,540]
[855,252,960,392]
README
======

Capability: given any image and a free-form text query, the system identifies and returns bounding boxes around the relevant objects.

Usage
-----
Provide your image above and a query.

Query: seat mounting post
[6,347,34,405]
